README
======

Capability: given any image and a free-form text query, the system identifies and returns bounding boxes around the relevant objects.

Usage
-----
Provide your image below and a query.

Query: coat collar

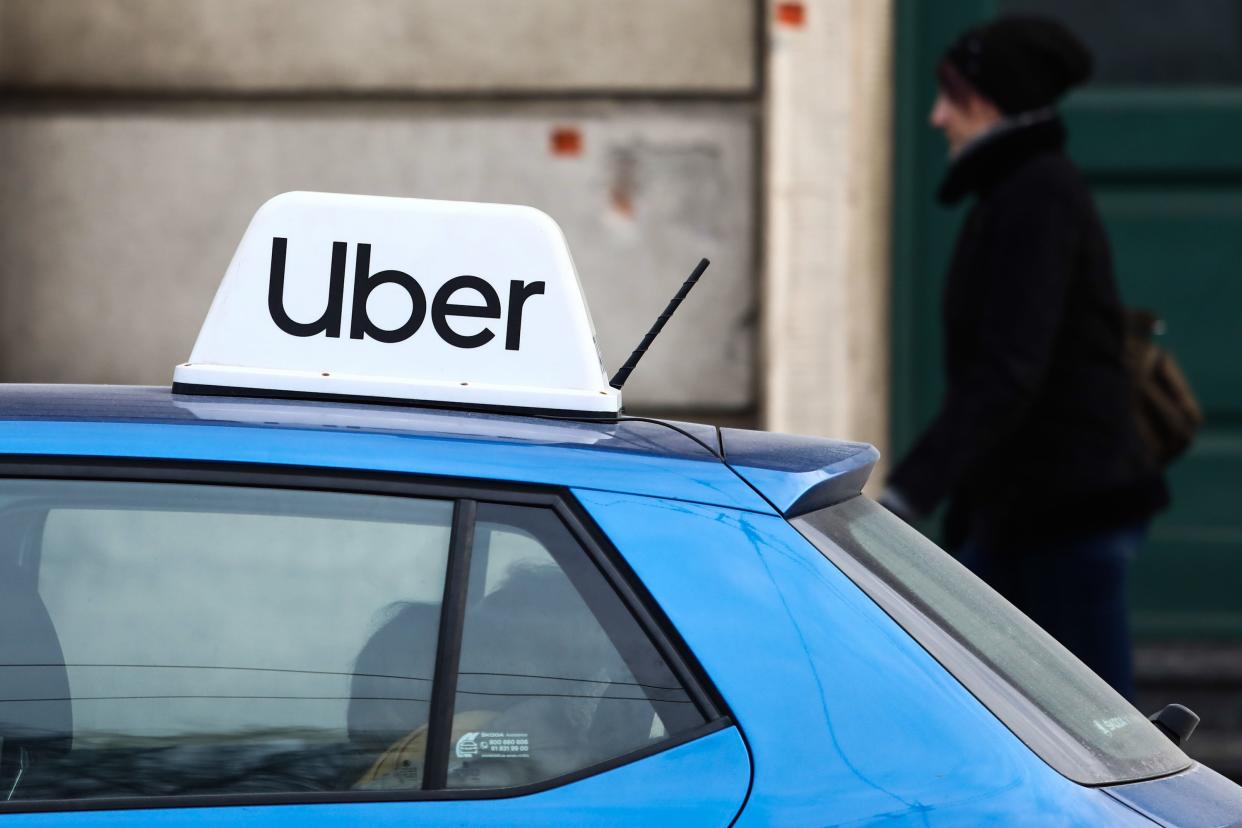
[937,113,1067,205]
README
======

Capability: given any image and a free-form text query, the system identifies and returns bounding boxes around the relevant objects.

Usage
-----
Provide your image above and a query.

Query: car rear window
[793,496,1191,786]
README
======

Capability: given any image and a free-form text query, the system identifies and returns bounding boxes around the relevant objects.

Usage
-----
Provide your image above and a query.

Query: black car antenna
[609,257,710,391]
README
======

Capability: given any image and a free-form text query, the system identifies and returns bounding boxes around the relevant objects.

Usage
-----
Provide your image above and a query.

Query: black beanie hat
[944,15,1093,115]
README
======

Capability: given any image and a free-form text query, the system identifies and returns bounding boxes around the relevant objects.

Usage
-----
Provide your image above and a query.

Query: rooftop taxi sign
[173,192,620,414]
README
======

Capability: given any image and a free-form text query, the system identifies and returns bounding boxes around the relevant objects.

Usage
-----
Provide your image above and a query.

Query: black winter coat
[888,115,1167,548]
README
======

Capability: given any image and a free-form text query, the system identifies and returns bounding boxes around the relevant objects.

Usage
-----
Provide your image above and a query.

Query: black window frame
[0,456,731,814]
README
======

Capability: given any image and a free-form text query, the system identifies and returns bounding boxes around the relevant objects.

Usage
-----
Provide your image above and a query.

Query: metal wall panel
[0,104,756,409]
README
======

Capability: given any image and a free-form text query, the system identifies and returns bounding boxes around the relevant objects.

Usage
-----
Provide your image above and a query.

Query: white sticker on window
[456,731,530,759]
[1093,716,1130,736]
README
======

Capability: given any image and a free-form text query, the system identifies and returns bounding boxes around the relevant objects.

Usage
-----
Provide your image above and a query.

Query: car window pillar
[423,498,477,790]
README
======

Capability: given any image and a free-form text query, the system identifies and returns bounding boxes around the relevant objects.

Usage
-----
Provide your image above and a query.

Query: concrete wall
[0,0,756,92]
[0,1,760,414]
[763,0,893,464]
[0,0,898,443]
[0,104,754,408]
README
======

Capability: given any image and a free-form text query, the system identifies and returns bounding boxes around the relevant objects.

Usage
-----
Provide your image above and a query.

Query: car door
[0,463,749,825]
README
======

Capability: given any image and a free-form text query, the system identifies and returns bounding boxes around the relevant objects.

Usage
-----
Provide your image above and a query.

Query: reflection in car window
[0,479,451,802]
[439,504,704,789]
[793,496,1191,786]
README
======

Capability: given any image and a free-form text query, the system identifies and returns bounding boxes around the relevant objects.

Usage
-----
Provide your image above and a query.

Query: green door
[892,0,1242,639]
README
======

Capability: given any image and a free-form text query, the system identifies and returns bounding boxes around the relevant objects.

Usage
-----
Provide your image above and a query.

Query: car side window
[1,478,711,809]
[0,479,452,803]
[443,504,704,789]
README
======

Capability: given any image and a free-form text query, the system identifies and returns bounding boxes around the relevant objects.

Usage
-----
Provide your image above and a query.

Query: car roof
[0,385,877,517]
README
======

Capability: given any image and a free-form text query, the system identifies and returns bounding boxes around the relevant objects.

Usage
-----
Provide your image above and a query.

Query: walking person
[880,16,1168,700]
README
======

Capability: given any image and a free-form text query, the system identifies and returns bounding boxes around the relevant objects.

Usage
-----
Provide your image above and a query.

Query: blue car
[1,193,1239,826]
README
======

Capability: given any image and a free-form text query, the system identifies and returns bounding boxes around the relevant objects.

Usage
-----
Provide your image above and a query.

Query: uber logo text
[266,237,545,350]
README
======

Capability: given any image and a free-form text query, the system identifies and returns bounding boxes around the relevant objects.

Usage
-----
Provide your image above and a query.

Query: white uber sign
[174,192,619,414]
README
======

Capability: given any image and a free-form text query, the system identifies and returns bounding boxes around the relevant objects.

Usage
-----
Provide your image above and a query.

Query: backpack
[1124,309,1203,467]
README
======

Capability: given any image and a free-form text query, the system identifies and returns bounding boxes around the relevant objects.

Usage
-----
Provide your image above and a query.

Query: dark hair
[936,59,980,107]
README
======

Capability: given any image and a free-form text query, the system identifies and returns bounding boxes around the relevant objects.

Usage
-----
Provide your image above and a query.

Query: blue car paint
[0,419,772,515]
[574,488,1153,826]
[1106,764,1242,828]
[1,726,750,827]
[0,387,1230,824]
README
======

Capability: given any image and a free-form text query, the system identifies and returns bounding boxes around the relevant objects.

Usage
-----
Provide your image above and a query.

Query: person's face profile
[928,89,1001,157]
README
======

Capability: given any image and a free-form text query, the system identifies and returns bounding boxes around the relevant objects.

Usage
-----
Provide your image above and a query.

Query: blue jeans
[956,523,1146,701]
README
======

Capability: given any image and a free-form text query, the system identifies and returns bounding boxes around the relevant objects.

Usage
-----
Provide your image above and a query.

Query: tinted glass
[794,496,1191,785]
[1000,1,1242,85]
[0,479,452,802]
[441,504,703,789]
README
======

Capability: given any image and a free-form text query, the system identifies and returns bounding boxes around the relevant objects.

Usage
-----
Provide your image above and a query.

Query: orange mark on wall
[775,1,805,28]
[610,189,634,217]
[550,126,583,157]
